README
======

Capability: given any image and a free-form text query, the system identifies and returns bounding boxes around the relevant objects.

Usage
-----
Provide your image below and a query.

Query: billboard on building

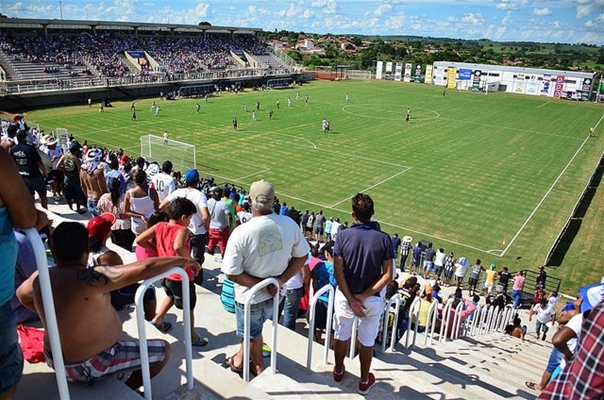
[459,69,472,80]
[513,73,526,93]
[404,63,412,82]
[376,61,383,80]
[472,70,481,92]
[386,62,393,73]
[394,62,403,81]
[447,67,457,89]
[554,75,565,97]
[540,74,551,96]
[425,65,433,84]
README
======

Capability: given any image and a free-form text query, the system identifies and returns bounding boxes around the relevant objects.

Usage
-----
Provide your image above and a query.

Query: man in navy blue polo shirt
[332,193,394,395]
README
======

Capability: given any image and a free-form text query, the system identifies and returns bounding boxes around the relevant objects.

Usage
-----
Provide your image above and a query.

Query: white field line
[329,167,412,208]
[501,112,604,257]
[537,102,550,108]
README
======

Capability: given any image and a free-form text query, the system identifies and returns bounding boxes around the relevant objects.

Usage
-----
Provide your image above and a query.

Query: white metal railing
[306,285,334,369]
[424,300,439,345]
[470,306,483,336]
[406,297,422,348]
[134,268,193,400]
[26,228,71,399]
[451,301,465,340]
[243,278,280,382]
[439,301,453,342]
[380,295,402,353]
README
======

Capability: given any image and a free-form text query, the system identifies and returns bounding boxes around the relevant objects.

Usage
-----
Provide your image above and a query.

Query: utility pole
[59,0,63,20]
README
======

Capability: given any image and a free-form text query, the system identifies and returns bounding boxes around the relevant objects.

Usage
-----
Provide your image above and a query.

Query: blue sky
[3,1,603,45]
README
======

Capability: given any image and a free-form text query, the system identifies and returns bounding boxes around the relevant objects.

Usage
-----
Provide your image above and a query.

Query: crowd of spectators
[0,30,277,85]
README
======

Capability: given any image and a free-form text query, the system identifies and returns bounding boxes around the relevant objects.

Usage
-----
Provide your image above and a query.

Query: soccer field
[26,79,604,292]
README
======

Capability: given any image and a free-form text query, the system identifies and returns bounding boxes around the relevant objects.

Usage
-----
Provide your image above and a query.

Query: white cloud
[461,13,485,26]
[532,8,552,16]
[596,13,604,23]
[496,1,520,11]
[384,14,405,29]
[374,3,393,17]
[501,11,513,25]
[584,19,594,26]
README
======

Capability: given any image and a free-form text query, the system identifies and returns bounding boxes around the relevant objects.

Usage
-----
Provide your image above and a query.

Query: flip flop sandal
[525,381,536,390]
[225,355,243,374]
[151,321,172,333]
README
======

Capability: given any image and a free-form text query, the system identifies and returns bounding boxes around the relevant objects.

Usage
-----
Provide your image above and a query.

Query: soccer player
[405,108,411,123]
[269,109,273,120]
[163,131,169,145]
[196,103,201,114]
[345,94,349,103]
[233,117,238,130]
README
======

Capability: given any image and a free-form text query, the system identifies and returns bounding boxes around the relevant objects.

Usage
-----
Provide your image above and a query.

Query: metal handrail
[470,306,483,336]
[243,278,280,382]
[439,301,453,342]
[26,228,71,399]
[424,300,439,345]
[451,301,465,340]
[488,306,500,333]
[406,297,422,348]
[381,295,402,353]
[306,285,334,368]
[134,268,193,400]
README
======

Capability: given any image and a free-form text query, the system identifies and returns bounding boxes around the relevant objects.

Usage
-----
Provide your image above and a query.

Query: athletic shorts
[434,265,443,277]
[315,226,324,235]
[45,339,166,384]
[162,278,197,310]
[235,298,274,339]
[333,289,383,347]
[468,277,478,287]
[22,176,47,198]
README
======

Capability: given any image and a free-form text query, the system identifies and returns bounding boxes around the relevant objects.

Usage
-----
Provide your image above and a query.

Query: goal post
[140,134,196,174]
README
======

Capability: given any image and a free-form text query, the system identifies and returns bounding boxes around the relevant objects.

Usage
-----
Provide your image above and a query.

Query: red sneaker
[333,365,345,382]
[358,372,376,395]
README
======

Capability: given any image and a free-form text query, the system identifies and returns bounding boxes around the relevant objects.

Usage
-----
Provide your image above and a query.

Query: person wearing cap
[10,129,48,209]
[206,185,232,262]
[16,221,198,390]
[57,143,86,214]
[80,148,108,217]
[159,168,209,285]
[86,212,159,324]
[331,193,393,395]
[221,180,309,376]
[484,264,498,296]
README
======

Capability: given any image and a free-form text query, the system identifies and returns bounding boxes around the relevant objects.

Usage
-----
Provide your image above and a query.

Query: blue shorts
[434,265,443,276]
[235,298,274,339]
[545,347,563,374]
[0,301,23,395]
[87,198,100,217]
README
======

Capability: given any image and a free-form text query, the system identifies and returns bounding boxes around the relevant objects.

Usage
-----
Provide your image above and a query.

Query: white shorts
[333,288,384,347]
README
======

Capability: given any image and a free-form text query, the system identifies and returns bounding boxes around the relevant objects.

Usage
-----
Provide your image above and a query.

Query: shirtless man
[80,149,107,217]
[17,221,199,389]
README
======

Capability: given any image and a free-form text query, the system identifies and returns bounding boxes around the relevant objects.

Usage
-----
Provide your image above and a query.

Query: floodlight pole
[59,1,63,20]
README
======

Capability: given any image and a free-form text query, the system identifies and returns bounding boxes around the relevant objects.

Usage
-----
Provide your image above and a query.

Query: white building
[430,61,596,100]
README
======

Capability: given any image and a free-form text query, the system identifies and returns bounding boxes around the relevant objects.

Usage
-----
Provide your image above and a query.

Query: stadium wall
[0,73,311,113]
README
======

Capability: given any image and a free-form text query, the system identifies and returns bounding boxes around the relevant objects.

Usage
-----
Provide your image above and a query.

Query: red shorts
[208,227,230,255]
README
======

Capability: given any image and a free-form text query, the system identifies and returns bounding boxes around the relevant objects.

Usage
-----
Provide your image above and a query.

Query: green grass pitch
[25,79,604,293]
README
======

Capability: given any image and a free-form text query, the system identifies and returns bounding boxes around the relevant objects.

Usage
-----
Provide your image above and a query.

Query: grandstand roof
[0,17,262,35]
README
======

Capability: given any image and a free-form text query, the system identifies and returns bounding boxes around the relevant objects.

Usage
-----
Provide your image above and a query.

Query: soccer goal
[140,134,196,174]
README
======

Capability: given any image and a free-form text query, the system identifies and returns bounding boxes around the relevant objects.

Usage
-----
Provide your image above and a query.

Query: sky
[2,1,603,45]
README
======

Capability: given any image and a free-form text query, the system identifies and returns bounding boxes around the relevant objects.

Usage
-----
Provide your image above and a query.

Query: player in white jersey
[152,160,177,202]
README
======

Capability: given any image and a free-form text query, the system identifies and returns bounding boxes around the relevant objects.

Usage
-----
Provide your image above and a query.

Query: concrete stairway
[16,199,551,399]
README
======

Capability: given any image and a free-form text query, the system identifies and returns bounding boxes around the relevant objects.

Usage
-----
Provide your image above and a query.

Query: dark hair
[162,160,173,174]
[403,277,418,290]
[108,178,121,208]
[51,222,88,263]
[351,193,374,222]
[473,295,480,302]
[134,169,147,185]
[310,240,320,257]
[454,288,463,299]
[109,158,119,171]
[89,236,103,253]
[148,211,168,228]
[168,197,196,220]
[320,240,334,256]
[385,281,398,299]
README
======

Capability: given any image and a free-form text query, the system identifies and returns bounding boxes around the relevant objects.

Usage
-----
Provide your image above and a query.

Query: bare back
[80,168,107,200]
[33,266,122,362]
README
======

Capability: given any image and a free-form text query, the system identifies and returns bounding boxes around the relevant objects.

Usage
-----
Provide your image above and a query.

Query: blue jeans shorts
[235,298,274,339]
[0,301,23,395]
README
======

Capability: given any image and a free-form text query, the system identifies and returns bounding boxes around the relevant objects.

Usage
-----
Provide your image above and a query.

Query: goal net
[140,134,196,174]
[55,128,70,153]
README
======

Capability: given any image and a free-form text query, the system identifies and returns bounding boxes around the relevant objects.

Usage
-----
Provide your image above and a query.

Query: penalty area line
[330,167,412,208]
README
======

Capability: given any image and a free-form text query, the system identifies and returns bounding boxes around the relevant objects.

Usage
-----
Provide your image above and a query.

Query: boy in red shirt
[137,198,208,347]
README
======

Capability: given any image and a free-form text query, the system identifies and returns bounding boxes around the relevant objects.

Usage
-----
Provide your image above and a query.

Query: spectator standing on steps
[332,193,394,395]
